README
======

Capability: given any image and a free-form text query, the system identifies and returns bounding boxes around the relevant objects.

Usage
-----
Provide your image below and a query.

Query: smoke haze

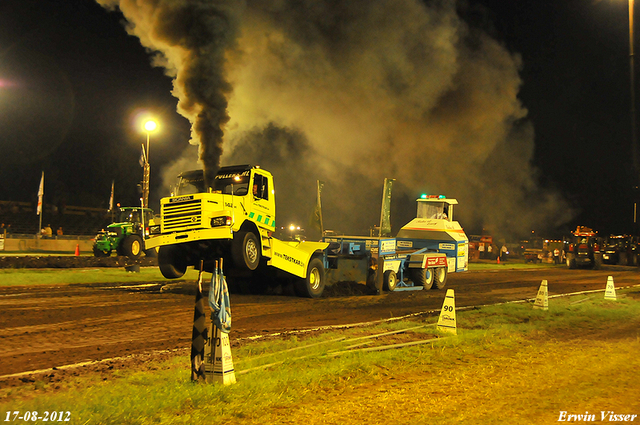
[98,0,573,239]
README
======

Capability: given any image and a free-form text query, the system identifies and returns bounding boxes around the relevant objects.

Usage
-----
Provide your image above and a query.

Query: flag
[190,269,208,381]
[378,178,395,237]
[308,180,325,238]
[139,144,146,167]
[209,261,232,333]
[36,172,44,216]
[109,180,114,211]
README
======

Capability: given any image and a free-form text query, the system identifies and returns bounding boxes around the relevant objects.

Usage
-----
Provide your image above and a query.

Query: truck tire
[295,257,325,298]
[158,245,188,279]
[566,254,576,269]
[432,267,448,290]
[121,235,143,259]
[383,270,397,292]
[412,268,434,290]
[232,231,260,271]
[593,253,603,270]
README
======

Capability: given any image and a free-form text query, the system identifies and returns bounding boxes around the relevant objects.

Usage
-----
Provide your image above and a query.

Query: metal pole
[143,132,150,209]
[630,0,638,233]
[146,131,150,165]
[631,0,637,170]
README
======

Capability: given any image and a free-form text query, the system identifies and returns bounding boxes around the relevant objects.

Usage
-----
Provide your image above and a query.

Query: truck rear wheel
[158,245,188,279]
[566,254,576,269]
[412,268,434,290]
[432,267,448,290]
[383,270,397,292]
[232,231,260,271]
[295,257,325,298]
[121,235,143,259]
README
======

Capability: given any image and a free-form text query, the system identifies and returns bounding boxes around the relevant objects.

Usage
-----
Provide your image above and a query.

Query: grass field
[1,290,638,424]
[0,267,200,286]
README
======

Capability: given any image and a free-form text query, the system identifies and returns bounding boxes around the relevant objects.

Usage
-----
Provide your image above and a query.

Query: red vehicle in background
[564,226,603,269]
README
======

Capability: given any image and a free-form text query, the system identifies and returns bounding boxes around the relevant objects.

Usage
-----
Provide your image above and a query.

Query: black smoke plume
[96,0,245,186]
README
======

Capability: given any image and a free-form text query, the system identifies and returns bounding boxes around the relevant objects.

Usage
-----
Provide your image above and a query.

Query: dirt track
[1,263,639,388]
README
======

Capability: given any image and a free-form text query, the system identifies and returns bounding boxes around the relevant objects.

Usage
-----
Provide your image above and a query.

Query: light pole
[142,119,157,209]
[630,0,637,176]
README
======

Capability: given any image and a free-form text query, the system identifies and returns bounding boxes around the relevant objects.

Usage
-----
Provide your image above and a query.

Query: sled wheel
[383,270,397,292]
[432,267,448,290]
[412,268,434,290]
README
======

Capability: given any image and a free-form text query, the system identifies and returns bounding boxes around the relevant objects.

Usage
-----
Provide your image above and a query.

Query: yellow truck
[147,165,468,297]
[145,165,329,297]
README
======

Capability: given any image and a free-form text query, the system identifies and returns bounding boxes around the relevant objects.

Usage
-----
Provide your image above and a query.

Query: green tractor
[93,207,156,259]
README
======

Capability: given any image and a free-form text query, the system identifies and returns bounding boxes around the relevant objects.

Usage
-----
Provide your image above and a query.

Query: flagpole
[317,180,324,237]
[110,180,115,222]
[37,172,44,244]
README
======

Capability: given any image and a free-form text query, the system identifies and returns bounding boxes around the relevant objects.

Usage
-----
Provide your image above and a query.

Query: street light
[144,120,157,163]
[142,119,157,209]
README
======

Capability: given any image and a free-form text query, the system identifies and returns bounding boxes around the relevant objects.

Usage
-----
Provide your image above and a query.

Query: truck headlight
[211,216,232,227]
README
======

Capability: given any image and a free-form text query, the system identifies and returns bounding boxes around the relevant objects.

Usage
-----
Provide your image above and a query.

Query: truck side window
[261,178,269,200]
[253,175,269,200]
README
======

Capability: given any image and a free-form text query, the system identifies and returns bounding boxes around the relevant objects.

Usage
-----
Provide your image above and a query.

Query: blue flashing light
[420,194,427,199]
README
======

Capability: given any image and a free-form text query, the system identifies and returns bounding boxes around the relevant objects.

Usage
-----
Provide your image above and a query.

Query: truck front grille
[162,199,202,232]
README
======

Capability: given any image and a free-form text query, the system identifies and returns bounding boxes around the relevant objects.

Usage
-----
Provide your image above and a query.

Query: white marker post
[533,280,548,311]
[437,289,457,335]
[604,276,617,301]
[204,325,236,385]
[204,259,236,385]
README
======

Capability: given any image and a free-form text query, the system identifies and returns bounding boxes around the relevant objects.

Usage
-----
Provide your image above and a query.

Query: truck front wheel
[158,245,188,279]
[295,258,325,298]
[232,231,261,271]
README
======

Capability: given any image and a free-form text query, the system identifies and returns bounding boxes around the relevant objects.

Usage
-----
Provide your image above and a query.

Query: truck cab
[146,165,276,277]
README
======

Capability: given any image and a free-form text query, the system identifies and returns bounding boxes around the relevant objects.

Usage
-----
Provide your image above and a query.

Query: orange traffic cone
[497,256,500,264]
[75,244,80,256]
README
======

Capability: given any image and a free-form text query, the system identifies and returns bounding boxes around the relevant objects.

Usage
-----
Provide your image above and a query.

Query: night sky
[1,0,638,239]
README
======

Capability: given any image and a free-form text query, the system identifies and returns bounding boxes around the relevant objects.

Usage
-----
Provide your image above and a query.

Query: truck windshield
[212,175,250,195]
[417,202,448,219]
[175,173,205,195]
